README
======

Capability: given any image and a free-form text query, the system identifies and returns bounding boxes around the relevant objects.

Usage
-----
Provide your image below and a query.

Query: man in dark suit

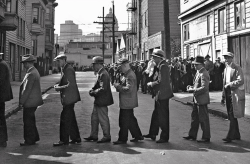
[19,54,43,146]
[183,56,211,143]
[84,56,114,143]
[113,58,144,145]
[0,53,13,147]
[143,49,174,143]
[53,54,81,146]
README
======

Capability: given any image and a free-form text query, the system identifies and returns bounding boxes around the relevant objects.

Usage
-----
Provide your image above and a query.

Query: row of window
[183,0,246,41]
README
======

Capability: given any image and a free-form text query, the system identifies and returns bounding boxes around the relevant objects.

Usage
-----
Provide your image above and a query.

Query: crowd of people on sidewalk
[0,49,246,148]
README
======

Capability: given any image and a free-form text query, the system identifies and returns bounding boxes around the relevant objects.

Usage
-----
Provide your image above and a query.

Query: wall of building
[5,0,32,81]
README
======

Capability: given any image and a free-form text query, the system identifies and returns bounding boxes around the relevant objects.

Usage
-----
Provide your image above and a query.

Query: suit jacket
[116,69,138,109]
[59,63,81,106]
[91,67,113,107]
[19,67,43,108]
[0,59,13,103]
[151,60,174,101]
[222,62,245,118]
[192,67,210,105]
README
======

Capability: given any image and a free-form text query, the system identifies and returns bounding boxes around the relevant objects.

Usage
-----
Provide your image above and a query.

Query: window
[235,1,245,29]
[41,10,44,27]
[46,8,50,20]
[6,0,11,12]
[32,40,37,56]
[218,8,226,33]
[183,24,189,41]
[144,11,147,27]
[32,8,39,23]
[46,29,51,42]
[22,19,25,40]
[207,15,210,35]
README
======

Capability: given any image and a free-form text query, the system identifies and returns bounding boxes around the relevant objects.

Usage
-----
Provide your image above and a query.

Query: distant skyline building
[58,20,82,46]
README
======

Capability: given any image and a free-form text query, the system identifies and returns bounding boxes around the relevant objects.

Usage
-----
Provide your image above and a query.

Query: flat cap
[222,52,234,58]
[92,56,104,64]
[117,58,130,65]
[205,55,211,59]
[21,54,36,63]
[54,53,67,61]
[151,49,165,58]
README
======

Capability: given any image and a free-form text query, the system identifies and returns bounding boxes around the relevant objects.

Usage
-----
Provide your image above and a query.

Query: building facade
[178,0,250,93]
[0,0,31,81]
[44,0,57,75]
[65,42,112,67]
[58,20,82,47]
[126,0,181,61]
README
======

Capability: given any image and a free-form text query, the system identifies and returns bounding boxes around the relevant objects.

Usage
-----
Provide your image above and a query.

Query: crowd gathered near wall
[105,54,225,94]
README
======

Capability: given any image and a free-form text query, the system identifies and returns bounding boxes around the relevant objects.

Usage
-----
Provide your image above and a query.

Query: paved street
[1,72,250,164]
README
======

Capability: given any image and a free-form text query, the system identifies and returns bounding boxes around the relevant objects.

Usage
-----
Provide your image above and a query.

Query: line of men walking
[0,49,246,147]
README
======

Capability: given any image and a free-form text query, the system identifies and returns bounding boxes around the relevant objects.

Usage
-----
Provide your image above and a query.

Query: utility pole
[112,2,115,63]
[102,7,105,60]
[163,0,171,60]
[94,6,116,63]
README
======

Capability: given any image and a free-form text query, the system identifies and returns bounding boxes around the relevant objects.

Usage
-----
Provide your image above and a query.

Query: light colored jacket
[19,67,43,108]
[116,69,138,109]
[192,67,210,105]
[222,62,245,118]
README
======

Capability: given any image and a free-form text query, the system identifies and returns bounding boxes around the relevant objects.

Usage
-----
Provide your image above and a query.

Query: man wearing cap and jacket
[183,56,211,143]
[84,56,114,143]
[113,58,143,145]
[53,53,81,146]
[19,54,43,146]
[221,52,245,143]
[143,49,174,143]
[0,53,13,147]
[205,55,214,91]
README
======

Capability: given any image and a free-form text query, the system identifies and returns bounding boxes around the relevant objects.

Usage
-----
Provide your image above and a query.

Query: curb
[172,98,250,122]
[5,85,54,119]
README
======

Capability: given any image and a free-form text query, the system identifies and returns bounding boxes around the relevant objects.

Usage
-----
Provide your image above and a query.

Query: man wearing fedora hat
[221,52,245,143]
[84,56,114,143]
[183,55,211,143]
[143,49,174,143]
[113,58,144,144]
[19,54,43,146]
[0,53,13,147]
[53,53,81,146]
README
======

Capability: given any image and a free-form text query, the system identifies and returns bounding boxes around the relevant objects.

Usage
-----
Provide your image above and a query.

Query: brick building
[126,0,181,61]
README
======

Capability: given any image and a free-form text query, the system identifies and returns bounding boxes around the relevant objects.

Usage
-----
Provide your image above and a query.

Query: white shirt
[225,63,232,84]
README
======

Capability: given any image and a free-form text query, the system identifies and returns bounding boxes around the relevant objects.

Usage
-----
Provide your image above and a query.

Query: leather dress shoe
[197,139,210,143]
[113,140,127,145]
[156,139,168,143]
[84,136,98,141]
[222,138,232,143]
[143,134,156,141]
[0,142,7,147]
[53,141,69,147]
[69,139,82,144]
[130,136,144,142]
[97,138,111,143]
[20,142,36,146]
[183,136,196,141]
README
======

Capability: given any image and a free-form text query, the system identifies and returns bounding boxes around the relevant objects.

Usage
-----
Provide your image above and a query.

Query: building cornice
[178,0,215,20]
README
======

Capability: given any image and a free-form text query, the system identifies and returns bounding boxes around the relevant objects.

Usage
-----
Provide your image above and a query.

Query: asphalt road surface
[1,72,250,164]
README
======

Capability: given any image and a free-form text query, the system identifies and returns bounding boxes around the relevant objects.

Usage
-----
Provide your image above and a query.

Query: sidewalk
[172,91,250,120]
[5,74,61,118]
